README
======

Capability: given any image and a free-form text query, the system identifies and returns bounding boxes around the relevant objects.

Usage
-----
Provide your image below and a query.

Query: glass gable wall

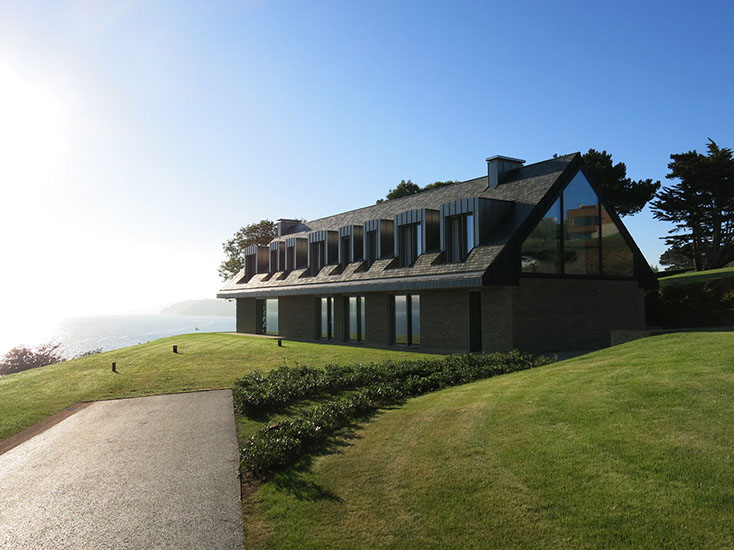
[521,198,561,273]
[521,171,635,277]
[564,174,600,275]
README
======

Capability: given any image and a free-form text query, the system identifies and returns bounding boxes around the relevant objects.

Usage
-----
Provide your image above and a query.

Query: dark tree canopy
[582,149,661,216]
[651,140,734,271]
[0,343,65,376]
[219,219,277,280]
[659,245,694,270]
[376,179,459,204]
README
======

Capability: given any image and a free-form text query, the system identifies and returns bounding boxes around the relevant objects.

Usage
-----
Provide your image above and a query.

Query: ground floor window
[393,294,420,346]
[258,298,278,335]
[346,296,366,343]
[319,297,335,340]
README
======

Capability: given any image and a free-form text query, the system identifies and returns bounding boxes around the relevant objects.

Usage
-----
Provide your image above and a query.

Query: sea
[0,315,236,359]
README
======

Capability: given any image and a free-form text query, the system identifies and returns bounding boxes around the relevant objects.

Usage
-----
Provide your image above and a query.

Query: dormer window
[362,219,394,266]
[269,241,285,273]
[340,236,351,265]
[308,230,338,275]
[446,213,474,262]
[338,225,363,267]
[364,230,377,266]
[285,237,307,270]
[399,223,421,267]
[439,197,512,264]
[240,244,269,283]
[394,209,439,268]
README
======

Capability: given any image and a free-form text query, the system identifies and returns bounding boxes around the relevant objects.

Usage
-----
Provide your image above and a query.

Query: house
[217,153,657,353]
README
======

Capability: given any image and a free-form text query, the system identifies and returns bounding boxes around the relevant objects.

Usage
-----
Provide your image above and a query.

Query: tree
[582,149,660,216]
[423,180,460,192]
[659,245,694,270]
[376,180,421,203]
[0,343,65,376]
[219,219,277,280]
[651,140,734,271]
[376,180,458,204]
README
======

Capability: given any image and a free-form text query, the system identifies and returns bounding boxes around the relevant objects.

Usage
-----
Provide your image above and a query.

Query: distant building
[218,153,656,353]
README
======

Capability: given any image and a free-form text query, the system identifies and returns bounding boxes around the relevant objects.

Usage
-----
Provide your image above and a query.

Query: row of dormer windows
[240,197,511,281]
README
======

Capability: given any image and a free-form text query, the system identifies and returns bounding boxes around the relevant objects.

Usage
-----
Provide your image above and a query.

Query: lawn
[0,333,435,444]
[659,266,734,287]
[243,332,734,549]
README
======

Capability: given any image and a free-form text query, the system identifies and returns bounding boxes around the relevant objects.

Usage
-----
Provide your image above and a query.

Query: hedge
[236,351,552,479]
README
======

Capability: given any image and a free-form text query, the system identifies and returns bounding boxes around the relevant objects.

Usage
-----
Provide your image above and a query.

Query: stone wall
[278,295,316,340]
[420,289,470,352]
[511,278,645,353]
[481,287,514,352]
[235,298,256,334]
[364,292,391,347]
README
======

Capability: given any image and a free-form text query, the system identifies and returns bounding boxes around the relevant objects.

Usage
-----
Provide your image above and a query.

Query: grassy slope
[0,333,434,443]
[247,332,734,549]
[659,266,734,287]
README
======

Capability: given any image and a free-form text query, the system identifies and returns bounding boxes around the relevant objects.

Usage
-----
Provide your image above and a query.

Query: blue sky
[0,0,732,339]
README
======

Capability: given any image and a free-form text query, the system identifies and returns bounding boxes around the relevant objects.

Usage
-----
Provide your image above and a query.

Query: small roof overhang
[216,271,485,299]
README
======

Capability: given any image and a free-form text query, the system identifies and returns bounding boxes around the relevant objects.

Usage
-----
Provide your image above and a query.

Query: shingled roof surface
[218,154,578,297]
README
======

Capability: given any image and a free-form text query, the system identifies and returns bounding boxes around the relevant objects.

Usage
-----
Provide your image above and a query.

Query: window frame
[391,293,420,347]
[318,297,335,340]
[520,171,638,281]
[344,295,366,343]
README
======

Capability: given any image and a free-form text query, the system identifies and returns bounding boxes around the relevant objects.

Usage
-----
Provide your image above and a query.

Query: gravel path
[0,390,243,549]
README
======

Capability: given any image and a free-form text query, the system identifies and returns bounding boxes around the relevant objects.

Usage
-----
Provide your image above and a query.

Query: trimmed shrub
[236,351,551,478]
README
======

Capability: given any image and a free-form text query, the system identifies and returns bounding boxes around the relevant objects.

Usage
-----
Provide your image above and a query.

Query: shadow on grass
[263,405,401,503]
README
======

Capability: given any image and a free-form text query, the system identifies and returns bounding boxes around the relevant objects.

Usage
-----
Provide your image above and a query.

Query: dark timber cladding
[393,208,440,254]
[220,152,658,353]
[338,224,363,265]
[439,197,514,251]
[285,236,308,270]
[363,218,394,260]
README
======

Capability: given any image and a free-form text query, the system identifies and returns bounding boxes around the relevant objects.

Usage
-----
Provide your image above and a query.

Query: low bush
[237,351,551,478]
[647,277,734,328]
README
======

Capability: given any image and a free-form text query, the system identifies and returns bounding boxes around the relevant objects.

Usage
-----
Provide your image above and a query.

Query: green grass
[243,332,734,549]
[659,266,734,287]
[0,333,435,444]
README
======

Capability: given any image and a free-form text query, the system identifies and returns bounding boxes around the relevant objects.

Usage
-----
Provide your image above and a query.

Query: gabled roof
[219,154,588,298]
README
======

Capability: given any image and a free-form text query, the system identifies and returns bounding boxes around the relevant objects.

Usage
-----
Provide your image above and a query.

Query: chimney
[485,155,525,189]
[276,218,309,237]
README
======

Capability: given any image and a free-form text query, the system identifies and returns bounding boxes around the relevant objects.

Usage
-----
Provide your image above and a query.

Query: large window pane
[466,214,474,254]
[394,295,408,344]
[450,216,461,262]
[521,198,561,273]
[366,231,377,265]
[360,296,366,342]
[349,297,358,341]
[601,205,634,276]
[265,299,278,335]
[321,297,329,339]
[564,172,600,275]
[416,223,422,259]
[410,295,420,346]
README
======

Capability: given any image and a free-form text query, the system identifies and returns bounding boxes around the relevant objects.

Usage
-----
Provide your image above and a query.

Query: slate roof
[218,154,580,298]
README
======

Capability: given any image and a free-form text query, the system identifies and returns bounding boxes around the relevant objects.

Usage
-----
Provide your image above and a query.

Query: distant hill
[160,299,235,316]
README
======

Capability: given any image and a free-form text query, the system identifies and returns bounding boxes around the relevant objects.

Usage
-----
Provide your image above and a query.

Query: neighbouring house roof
[217,153,656,298]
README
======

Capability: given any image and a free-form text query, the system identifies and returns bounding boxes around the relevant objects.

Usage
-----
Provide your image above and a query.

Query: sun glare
[0,58,72,190]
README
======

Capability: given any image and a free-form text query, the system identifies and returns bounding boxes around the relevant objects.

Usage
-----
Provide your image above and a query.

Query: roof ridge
[306,176,485,224]
[303,153,579,225]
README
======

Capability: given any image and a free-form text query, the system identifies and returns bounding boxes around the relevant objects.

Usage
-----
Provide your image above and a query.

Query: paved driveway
[0,390,243,549]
